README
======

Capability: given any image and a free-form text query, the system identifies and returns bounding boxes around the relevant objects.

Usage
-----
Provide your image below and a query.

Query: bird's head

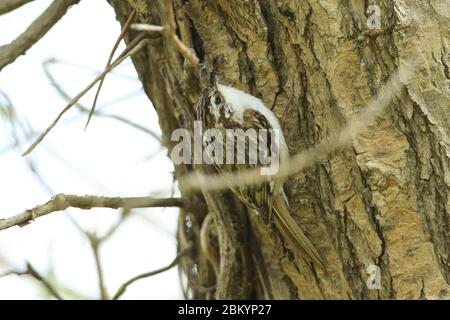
[195,83,233,128]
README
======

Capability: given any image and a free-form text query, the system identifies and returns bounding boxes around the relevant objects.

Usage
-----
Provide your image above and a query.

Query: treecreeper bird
[195,83,325,270]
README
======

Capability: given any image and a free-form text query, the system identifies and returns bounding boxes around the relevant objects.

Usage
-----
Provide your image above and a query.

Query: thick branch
[0,0,33,15]
[0,0,80,71]
[0,194,187,231]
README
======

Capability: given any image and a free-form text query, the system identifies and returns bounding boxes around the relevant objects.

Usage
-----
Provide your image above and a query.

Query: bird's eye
[214,95,222,105]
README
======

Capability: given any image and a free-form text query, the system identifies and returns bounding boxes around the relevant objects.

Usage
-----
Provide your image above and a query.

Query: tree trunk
[107,0,449,299]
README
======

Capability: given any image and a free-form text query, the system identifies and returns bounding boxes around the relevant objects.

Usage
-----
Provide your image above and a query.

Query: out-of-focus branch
[42,58,162,143]
[112,245,192,300]
[0,0,33,15]
[1,262,63,300]
[0,194,188,231]
[85,9,137,129]
[0,0,80,71]
[130,22,199,67]
[86,232,108,300]
[22,38,148,156]
[131,24,165,33]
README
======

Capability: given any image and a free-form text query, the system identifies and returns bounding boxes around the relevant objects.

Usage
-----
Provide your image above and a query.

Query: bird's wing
[231,108,278,222]
[237,109,325,270]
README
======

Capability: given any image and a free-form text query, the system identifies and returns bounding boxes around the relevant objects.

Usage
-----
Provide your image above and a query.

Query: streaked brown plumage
[195,83,325,270]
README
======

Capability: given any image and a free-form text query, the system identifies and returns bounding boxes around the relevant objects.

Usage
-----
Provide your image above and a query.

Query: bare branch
[85,9,137,130]
[0,0,80,71]
[0,194,187,231]
[22,38,149,156]
[130,4,200,68]
[0,0,33,15]
[130,23,199,67]
[1,262,63,300]
[165,0,199,67]
[42,59,162,143]
[169,33,200,67]
[86,209,131,300]
[86,233,109,300]
[112,246,192,300]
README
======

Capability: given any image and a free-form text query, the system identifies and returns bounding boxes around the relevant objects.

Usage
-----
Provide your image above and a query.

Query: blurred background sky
[0,0,182,299]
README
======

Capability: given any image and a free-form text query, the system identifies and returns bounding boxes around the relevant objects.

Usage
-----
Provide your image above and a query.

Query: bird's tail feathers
[272,196,326,271]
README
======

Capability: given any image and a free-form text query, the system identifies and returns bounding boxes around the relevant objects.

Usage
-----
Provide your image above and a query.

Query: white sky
[0,0,182,299]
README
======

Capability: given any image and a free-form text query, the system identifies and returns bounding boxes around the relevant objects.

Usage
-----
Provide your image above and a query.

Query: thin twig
[0,90,34,147]
[165,0,177,31]
[0,0,33,15]
[113,33,148,59]
[22,145,111,300]
[86,208,132,300]
[43,58,138,80]
[130,22,198,66]
[111,245,192,300]
[169,34,200,67]
[85,9,137,130]
[22,38,148,156]
[1,262,63,300]
[0,194,188,231]
[42,58,162,143]
[0,0,80,70]
[130,5,199,68]
[97,208,131,243]
[86,233,109,300]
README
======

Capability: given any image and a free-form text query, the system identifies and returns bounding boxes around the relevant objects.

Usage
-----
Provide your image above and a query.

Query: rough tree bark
[107,0,449,299]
